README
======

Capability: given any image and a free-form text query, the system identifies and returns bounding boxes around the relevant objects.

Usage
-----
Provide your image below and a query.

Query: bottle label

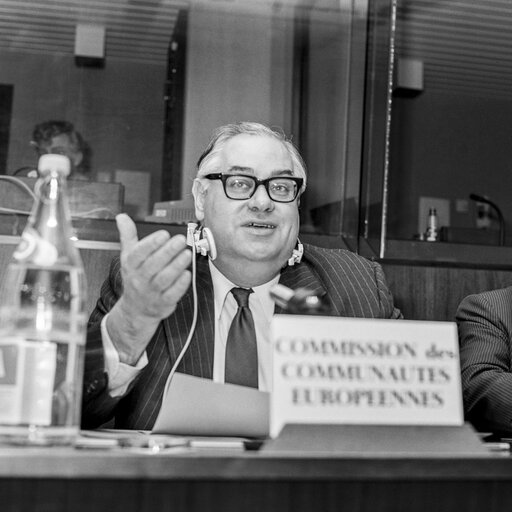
[0,343,24,423]
[13,227,58,266]
[0,339,56,426]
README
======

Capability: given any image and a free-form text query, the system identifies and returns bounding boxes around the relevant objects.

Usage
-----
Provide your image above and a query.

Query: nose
[247,184,274,211]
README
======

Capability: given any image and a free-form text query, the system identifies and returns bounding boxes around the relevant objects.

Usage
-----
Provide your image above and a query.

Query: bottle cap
[38,154,71,177]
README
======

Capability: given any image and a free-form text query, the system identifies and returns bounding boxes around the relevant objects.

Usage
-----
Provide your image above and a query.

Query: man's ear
[192,178,206,221]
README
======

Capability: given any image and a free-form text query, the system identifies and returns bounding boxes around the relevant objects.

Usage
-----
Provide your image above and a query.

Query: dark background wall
[389,91,512,241]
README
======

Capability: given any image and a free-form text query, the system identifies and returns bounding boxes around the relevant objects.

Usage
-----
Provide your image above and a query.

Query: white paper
[152,373,269,438]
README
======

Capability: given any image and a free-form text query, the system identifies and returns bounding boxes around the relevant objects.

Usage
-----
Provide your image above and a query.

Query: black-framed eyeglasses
[204,173,303,203]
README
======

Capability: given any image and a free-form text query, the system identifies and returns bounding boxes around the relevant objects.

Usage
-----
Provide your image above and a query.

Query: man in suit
[457,287,512,436]
[82,121,402,430]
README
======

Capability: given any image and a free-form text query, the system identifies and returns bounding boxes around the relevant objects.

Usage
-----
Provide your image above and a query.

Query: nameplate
[270,316,463,438]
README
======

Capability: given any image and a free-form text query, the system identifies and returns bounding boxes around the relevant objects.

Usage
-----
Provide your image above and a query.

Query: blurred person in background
[17,120,93,180]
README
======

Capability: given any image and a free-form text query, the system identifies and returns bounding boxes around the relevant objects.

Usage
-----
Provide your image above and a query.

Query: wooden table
[1,444,512,512]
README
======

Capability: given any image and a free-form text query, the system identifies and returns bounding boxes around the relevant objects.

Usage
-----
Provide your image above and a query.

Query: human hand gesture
[107,214,192,365]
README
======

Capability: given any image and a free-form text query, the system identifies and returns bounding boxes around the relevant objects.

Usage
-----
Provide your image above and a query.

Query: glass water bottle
[0,154,87,445]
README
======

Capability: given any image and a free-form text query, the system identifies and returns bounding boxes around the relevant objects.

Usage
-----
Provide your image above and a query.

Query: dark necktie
[225,287,259,388]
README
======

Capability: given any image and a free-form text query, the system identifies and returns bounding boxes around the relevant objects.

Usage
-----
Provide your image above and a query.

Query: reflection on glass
[0,0,374,238]
[388,0,512,247]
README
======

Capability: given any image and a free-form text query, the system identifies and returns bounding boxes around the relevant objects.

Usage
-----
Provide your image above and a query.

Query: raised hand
[107,214,192,365]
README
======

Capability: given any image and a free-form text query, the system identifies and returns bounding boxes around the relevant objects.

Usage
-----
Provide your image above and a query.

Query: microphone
[270,284,331,315]
[469,193,505,246]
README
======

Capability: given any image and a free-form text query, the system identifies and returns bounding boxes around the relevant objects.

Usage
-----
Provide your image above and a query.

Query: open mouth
[245,222,276,229]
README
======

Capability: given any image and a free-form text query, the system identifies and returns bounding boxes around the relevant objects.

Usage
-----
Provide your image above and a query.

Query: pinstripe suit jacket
[457,286,512,435]
[82,243,402,430]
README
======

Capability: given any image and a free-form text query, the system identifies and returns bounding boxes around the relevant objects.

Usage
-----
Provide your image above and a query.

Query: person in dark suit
[82,121,402,430]
[457,287,512,436]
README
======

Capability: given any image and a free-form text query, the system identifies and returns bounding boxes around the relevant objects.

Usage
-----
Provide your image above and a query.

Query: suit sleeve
[81,257,126,429]
[456,292,512,435]
[372,261,403,320]
[301,245,402,320]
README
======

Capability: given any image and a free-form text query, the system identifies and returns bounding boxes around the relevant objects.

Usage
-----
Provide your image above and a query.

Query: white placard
[270,316,463,438]
[0,340,56,426]
[0,341,26,423]
[20,341,57,425]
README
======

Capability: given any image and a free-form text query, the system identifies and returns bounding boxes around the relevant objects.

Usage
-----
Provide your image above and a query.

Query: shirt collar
[208,260,280,321]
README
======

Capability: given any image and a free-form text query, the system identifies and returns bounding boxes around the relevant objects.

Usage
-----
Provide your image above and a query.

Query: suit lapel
[277,259,327,314]
[162,255,215,379]
[122,257,214,429]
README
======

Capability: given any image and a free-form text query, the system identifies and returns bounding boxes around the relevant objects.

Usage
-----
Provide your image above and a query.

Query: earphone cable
[161,236,199,399]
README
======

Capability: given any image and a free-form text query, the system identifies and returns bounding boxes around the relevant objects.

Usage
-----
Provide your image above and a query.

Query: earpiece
[288,240,303,266]
[187,222,217,261]
[186,222,298,265]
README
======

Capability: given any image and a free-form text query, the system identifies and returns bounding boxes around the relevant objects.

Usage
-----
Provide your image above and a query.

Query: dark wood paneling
[3,235,512,322]
[3,450,512,512]
[0,242,117,316]
[382,263,512,321]
[2,479,512,512]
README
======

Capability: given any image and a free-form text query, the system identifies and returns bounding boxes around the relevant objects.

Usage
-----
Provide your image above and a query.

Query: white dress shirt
[209,261,279,392]
[103,261,279,396]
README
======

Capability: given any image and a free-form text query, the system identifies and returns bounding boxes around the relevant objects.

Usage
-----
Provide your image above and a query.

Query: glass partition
[359,0,395,257]
[387,0,512,249]
[0,0,376,242]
